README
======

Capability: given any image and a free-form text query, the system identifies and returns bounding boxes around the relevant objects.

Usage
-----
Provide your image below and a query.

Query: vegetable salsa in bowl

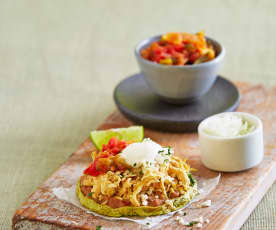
[141,32,216,66]
[135,31,225,104]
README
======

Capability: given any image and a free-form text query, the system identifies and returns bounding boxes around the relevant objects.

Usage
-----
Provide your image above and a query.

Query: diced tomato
[164,44,174,54]
[141,49,150,59]
[119,140,128,150]
[96,158,111,172]
[84,136,130,176]
[189,51,201,63]
[111,147,120,155]
[118,164,126,171]
[84,163,101,176]
[173,53,188,65]
[174,44,184,52]
[154,47,164,55]
[102,144,107,151]
[155,55,162,63]
[140,32,215,65]
[108,137,118,148]
[118,140,126,147]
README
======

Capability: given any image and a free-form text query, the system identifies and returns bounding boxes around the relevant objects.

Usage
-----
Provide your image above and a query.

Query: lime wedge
[90,126,144,150]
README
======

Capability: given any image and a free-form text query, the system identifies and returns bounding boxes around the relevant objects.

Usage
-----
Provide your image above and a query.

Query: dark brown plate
[114,73,240,132]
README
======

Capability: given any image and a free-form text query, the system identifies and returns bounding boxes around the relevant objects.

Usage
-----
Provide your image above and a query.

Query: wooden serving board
[12,82,276,230]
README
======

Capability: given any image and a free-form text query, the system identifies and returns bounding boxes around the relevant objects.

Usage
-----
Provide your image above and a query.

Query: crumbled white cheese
[199,200,212,208]
[205,219,210,224]
[176,216,188,225]
[147,187,154,195]
[194,223,202,229]
[166,175,174,182]
[198,188,204,194]
[193,216,203,223]
[155,195,159,199]
[178,218,187,225]
[177,210,184,215]
[165,199,173,208]
[141,194,148,206]
[156,147,172,164]
[142,200,148,206]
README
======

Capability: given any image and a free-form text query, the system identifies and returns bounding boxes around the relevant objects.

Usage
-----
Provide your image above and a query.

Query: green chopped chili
[188,173,195,187]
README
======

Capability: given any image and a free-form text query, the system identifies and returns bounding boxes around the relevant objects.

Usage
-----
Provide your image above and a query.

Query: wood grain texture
[12,82,276,230]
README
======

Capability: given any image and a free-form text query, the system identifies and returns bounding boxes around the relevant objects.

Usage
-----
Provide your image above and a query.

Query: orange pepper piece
[162,32,183,45]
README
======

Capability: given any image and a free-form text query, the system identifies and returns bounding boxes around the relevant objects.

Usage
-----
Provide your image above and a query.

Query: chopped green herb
[96,225,102,230]
[183,212,187,216]
[139,170,144,176]
[158,150,164,154]
[166,146,173,155]
[168,147,171,155]
[188,173,195,187]
[164,159,169,163]
[185,221,199,227]
[88,192,94,197]
[146,222,150,225]
[133,163,137,167]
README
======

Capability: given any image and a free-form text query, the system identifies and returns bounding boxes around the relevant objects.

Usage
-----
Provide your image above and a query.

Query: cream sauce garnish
[119,138,171,167]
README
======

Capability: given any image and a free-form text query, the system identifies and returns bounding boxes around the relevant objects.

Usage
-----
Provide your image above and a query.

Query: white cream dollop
[119,138,171,167]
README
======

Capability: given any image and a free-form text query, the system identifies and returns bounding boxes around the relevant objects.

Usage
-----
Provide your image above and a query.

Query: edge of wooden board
[224,165,276,230]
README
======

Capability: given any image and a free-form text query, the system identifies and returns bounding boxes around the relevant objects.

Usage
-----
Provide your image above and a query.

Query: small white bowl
[198,112,264,172]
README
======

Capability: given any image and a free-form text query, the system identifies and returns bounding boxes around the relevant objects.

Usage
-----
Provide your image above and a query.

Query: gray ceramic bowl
[135,35,225,104]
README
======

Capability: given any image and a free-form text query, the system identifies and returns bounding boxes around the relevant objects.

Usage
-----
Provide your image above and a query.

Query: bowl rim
[135,34,226,69]
[198,112,263,140]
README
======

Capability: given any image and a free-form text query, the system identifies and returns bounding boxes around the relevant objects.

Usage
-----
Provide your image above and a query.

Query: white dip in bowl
[198,112,263,172]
